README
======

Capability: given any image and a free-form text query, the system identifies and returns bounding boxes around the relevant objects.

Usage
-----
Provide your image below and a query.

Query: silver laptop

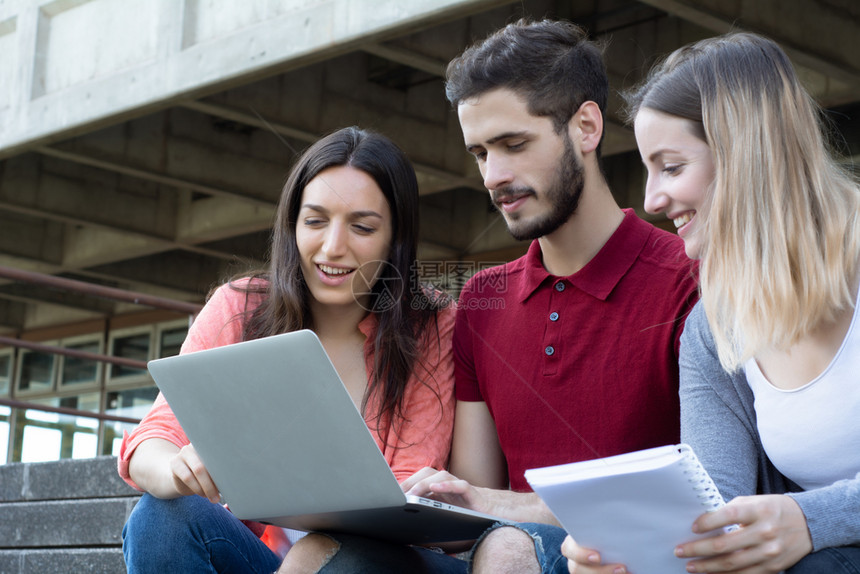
[147,329,505,545]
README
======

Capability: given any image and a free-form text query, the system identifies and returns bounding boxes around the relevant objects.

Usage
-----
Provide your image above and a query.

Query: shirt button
[545,346,555,356]
[549,312,559,321]
[555,282,565,292]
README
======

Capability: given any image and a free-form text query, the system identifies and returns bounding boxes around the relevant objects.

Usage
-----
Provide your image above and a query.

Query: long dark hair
[234,126,445,430]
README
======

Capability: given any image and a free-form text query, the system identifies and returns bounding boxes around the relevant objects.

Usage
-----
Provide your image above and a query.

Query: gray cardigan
[680,302,860,551]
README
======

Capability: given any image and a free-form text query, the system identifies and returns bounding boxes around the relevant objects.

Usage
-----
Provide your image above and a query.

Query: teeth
[318,264,352,276]
[673,213,693,228]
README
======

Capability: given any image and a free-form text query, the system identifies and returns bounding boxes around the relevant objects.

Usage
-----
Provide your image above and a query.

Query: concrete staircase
[0,456,140,573]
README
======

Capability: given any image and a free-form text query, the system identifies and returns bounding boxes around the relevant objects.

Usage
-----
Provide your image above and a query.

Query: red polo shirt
[454,209,699,491]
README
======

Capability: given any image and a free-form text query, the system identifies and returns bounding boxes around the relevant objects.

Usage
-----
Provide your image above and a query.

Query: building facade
[0,0,858,464]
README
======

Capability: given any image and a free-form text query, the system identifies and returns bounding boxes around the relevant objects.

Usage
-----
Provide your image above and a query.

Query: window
[0,405,9,464]
[107,327,151,384]
[16,346,56,395]
[1,316,195,465]
[157,321,189,358]
[13,393,100,463]
[59,335,103,389]
[21,420,61,463]
[0,350,12,395]
[103,386,160,455]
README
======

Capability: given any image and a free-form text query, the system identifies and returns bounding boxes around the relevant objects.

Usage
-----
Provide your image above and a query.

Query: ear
[569,101,603,155]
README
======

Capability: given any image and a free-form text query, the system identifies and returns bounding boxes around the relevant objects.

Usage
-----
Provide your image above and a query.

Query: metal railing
[0,336,149,371]
[0,397,141,424]
[0,266,204,432]
[0,266,203,315]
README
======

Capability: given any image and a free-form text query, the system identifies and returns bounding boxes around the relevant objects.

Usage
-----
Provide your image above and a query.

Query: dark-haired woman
[119,127,456,573]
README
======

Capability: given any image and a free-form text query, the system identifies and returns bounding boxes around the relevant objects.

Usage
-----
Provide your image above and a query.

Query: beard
[493,134,585,241]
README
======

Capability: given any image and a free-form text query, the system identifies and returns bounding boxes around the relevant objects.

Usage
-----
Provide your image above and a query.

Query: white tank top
[744,296,860,490]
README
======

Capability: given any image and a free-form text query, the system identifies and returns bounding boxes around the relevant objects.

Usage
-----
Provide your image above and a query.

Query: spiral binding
[678,444,725,512]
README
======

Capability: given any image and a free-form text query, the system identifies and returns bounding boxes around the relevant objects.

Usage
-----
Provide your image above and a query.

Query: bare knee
[472,526,539,574]
[277,533,340,574]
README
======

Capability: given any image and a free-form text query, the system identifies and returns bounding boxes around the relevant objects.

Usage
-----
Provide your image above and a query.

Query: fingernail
[675,546,685,557]
[587,553,600,564]
[613,568,626,574]
[686,564,697,573]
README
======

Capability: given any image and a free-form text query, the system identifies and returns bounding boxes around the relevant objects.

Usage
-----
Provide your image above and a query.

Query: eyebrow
[300,203,384,219]
[465,130,529,154]
[646,149,678,163]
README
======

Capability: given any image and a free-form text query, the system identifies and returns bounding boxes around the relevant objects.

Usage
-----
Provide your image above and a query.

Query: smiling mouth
[673,212,694,228]
[317,264,354,276]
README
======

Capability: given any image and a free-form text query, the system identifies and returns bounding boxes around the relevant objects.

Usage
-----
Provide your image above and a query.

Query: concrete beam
[60,227,178,271]
[637,0,860,105]
[0,171,264,275]
[1,148,276,271]
[0,211,63,266]
[34,104,292,208]
[36,146,277,208]
[86,252,227,297]
[0,0,519,158]
[0,283,115,316]
[181,99,485,193]
[0,298,27,330]
[362,43,449,77]
[176,196,275,246]
[1,152,177,239]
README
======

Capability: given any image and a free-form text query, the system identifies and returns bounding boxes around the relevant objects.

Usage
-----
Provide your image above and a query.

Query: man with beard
[401,19,700,574]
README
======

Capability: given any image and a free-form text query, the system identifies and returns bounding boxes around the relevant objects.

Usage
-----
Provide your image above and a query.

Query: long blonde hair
[626,32,860,371]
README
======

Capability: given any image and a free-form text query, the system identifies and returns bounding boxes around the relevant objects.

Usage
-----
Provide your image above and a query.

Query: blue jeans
[787,546,860,574]
[314,533,468,574]
[123,493,282,573]
[469,522,568,574]
[313,522,568,573]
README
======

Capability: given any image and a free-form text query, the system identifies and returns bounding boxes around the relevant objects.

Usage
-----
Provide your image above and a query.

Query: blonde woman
[563,33,860,574]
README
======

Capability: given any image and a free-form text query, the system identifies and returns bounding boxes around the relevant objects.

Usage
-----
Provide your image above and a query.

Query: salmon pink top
[118,278,456,490]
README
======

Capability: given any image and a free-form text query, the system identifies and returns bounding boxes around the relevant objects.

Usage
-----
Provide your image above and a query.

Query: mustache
[491,186,536,206]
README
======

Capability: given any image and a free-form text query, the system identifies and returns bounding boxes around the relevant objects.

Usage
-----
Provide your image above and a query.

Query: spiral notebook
[524,444,727,573]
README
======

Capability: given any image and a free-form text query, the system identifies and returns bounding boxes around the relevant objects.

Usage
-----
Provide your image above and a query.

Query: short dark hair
[446,19,608,143]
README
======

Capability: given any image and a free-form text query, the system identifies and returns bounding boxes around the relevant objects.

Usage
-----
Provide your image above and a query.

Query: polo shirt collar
[515,209,649,302]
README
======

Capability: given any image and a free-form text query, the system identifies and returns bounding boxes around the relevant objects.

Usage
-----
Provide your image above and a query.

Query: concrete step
[0,548,126,574]
[0,456,140,573]
[0,497,137,548]
[0,456,137,502]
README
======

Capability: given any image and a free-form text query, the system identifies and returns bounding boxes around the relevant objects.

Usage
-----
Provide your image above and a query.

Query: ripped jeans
[310,533,468,574]
[471,522,568,574]
[314,522,566,574]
